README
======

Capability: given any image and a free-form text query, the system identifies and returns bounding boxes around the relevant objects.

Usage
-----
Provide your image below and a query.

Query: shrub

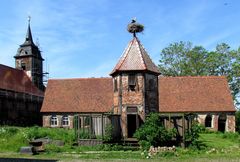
[134,113,177,150]
[103,124,113,142]
[185,122,205,149]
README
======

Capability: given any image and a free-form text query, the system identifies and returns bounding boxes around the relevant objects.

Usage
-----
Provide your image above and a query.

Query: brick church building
[0,20,44,126]
[41,22,236,138]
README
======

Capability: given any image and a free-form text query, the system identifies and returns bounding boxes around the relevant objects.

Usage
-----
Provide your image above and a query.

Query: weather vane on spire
[28,15,31,24]
[127,18,144,37]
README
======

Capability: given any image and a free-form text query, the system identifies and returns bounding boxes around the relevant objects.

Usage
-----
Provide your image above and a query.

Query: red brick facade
[112,73,159,138]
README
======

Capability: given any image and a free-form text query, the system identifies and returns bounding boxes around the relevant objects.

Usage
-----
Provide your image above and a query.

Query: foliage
[236,110,240,133]
[0,127,27,152]
[221,132,240,143]
[159,42,240,106]
[0,126,75,152]
[134,113,177,150]
[26,126,75,144]
[1,126,240,161]
[185,122,205,149]
[103,124,113,142]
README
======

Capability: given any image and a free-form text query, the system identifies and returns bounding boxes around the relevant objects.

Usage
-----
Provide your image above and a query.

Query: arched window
[62,115,70,126]
[50,115,58,126]
[205,114,212,127]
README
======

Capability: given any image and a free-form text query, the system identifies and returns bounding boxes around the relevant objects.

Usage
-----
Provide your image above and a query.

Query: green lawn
[0,126,240,161]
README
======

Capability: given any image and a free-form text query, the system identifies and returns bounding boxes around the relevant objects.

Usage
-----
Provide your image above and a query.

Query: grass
[0,126,240,161]
[0,126,75,152]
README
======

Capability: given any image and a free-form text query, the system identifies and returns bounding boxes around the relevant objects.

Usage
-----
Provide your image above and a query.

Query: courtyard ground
[0,127,239,161]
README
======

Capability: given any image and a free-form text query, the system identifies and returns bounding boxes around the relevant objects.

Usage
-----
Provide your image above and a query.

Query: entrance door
[127,114,137,138]
[218,114,226,132]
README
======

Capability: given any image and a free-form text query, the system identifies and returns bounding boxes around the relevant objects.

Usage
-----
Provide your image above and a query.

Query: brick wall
[112,72,160,138]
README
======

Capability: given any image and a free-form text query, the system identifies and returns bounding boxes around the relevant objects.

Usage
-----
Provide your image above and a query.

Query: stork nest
[127,23,144,33]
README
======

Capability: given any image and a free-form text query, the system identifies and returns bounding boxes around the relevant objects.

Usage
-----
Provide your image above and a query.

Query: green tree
[159,42,240,107]
[134,113,176,150]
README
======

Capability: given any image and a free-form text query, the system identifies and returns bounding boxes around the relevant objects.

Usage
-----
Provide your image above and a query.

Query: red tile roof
[41,76,235,113]
[41,78,113,113]
[159,76,236,113]
[0,64,44,96]
[110,37,160,75]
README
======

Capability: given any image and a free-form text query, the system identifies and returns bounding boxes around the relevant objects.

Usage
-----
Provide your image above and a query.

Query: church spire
[22,16,35,46]
[14,17,45,91]
[25,16,33,43]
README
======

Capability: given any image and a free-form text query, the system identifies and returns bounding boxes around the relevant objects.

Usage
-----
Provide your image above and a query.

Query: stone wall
[197,112,235,132]
[226,114,235,132]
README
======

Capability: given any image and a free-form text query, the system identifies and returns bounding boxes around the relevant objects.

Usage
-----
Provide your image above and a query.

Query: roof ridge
[49,77,112,81]
[136,37,147,70]
[159,76,226,79]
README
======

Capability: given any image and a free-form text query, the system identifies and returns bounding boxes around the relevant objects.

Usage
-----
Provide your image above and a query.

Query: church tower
[110,20,160,138]
[14,18,45,91]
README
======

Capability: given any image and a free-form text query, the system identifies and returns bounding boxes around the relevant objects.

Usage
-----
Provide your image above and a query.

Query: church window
[114,78,118,92]
[205,114,212,127]
[50,115,58,126]
[128,74,137,91]
[62,115,70,126]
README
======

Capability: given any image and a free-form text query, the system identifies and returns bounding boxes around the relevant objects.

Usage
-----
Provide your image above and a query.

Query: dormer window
[128,74,137,91]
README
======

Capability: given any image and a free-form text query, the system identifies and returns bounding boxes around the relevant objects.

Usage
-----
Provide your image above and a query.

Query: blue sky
[0,0,240,79]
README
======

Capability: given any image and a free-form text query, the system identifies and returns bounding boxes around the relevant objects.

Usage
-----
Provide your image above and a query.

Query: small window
[128,74,137,91]
[62,115,70,126]
[50,115,58,126]
[205,114,212,127]
[114,78,118,92]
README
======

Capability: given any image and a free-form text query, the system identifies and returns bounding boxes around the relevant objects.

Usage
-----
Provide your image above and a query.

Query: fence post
[182,113,185,148]
[78,115,81,141]
[101,114,104,139]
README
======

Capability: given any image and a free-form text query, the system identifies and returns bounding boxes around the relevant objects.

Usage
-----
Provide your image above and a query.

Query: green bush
[0,126,28,152]
[103,124,113,142]
[185,122,205,149]
[134,113,177,150]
